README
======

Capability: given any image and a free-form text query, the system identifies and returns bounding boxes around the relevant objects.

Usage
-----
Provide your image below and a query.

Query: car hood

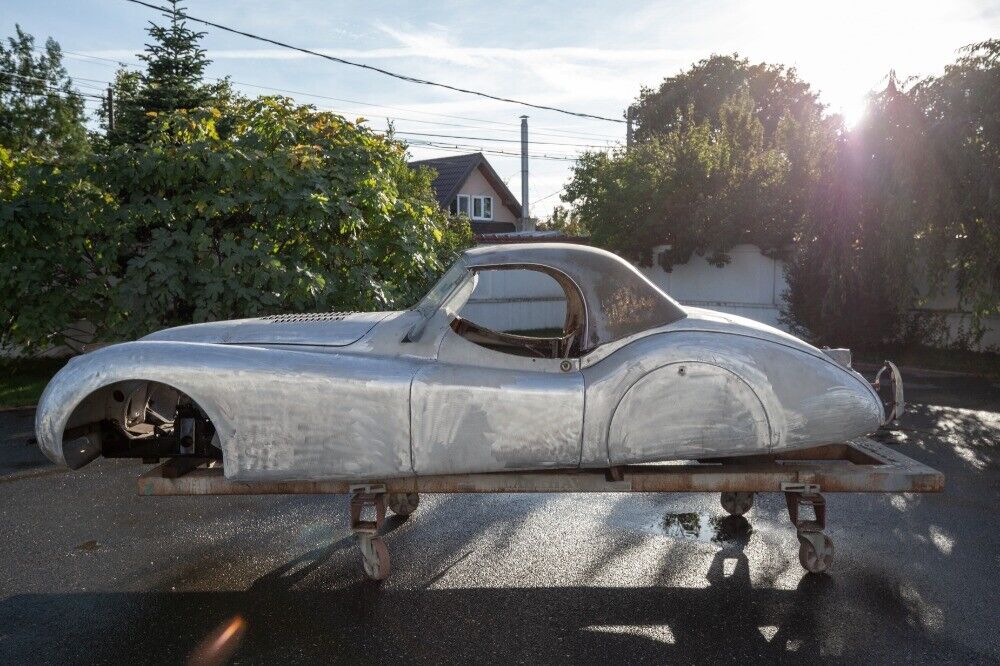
[142,311,398,347]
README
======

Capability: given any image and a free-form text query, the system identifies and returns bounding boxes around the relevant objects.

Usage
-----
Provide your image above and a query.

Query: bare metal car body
[36,243,885,481]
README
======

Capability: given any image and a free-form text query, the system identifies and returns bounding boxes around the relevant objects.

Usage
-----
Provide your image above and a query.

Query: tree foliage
[0,25,89,158]
[108,0,230,145]
[567,50,999,349]
[784,42,1000,349]
[782,78,947,348]
[537,205,588,236]
[565,68,831,269]
[1,18,469,351]
[633,53,828,147]
[1,97,468,349]
[912,40,1000,330]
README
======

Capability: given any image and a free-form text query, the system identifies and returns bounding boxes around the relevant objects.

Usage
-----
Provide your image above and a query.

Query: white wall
[463,243,1000,350]
[637,244,787,329]
[460,268,566,332]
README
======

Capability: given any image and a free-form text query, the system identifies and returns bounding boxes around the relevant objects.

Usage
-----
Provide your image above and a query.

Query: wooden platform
[137,437,944,496]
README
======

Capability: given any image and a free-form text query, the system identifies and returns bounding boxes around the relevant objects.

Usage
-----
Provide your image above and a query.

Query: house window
[472,196,493,220]
[450,194,471,216]
[450,194,492,220]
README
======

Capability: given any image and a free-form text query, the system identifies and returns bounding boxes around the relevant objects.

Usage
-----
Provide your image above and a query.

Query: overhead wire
[121,0,626,123]
[0,80,106,102]
[404,141,579,162]
[47,47,624,141]
[530,189,565,206]
[390,130,610,149]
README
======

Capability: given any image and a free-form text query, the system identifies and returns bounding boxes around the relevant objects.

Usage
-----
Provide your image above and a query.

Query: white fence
[461,269,567,332]
[461,243,1000,350]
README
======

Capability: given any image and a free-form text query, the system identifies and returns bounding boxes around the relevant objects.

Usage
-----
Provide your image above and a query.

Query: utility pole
[626,106,635,150]
[520,115,532,231]
[107,87,115,133]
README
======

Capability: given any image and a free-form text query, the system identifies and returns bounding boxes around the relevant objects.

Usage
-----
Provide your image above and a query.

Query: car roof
[461,243,686,349]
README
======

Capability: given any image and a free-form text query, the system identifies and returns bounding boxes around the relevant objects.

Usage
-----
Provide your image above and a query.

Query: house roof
[410,152,523,219]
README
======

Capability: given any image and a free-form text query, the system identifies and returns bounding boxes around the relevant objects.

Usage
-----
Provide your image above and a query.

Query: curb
[0,405,36,414]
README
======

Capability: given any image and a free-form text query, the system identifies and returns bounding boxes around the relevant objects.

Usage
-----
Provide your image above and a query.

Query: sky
[3,0,999,217]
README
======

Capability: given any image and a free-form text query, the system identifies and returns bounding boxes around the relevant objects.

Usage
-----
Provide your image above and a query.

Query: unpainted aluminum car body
[36,243,885,481]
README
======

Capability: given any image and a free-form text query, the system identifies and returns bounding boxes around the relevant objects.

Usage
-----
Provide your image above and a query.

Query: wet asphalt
[0,369,998,664]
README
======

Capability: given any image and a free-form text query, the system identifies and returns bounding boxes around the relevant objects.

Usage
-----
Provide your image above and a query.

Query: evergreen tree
[110,0,227,144]
[0,25,89,158]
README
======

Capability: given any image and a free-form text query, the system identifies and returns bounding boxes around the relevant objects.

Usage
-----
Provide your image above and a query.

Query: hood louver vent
[262,312,361,324]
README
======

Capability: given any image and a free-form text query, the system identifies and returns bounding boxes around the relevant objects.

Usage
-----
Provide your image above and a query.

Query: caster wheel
[798,533,834,574]
[360,536,391,580]
[387,492,420,516]
[721,491,754,516]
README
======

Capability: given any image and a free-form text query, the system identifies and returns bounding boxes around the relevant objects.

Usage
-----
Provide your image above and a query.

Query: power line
[392,130,609,149]
[0,69,109,92]
[531,189,564,206]
[404,140,579,162]
[121,0,626,124]
[234,83,621,140]
[49,47,625,140]
[0,81,106,102]
[1,66,602,155]
[0,75,599,158]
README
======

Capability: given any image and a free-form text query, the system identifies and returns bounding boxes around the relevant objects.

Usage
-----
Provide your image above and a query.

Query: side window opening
[453,267,585,359]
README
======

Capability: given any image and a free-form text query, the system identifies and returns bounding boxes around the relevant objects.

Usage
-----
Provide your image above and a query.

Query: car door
[410,326,584,476]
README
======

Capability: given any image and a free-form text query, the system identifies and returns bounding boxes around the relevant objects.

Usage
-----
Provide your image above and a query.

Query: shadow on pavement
[1,572,980,664]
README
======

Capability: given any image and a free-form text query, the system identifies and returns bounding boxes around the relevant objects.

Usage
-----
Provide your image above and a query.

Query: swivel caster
[797,531,834,574]
[783,484,833,573]
[349,484,391,580]
[359,536,391,580]
[387,492,420,516]
[721,491,754,516]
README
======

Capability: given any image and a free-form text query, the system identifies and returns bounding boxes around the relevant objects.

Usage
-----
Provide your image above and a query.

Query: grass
[0,357,69,409]
[853,345,1000,379]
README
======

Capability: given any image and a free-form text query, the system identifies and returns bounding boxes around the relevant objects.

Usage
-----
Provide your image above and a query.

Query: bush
[0,97,469,350]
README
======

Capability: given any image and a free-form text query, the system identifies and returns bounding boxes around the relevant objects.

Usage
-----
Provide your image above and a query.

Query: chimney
[520,115,533,231]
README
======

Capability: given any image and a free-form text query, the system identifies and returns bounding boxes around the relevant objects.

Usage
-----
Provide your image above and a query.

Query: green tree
[0,98,469,349]
[565,93,801,268]
[537,205,588,236]
[782,77,947,348]
[565,55,834,269]
[633,54,833,148]
[0,25,89,158]
[912,40,1000,334]
[109,0,228,145]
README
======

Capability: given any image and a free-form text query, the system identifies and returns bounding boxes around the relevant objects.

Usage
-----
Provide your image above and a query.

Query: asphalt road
[1,369,998,664]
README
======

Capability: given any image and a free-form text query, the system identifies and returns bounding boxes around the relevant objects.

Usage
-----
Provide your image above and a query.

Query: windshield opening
[413,257,471,320]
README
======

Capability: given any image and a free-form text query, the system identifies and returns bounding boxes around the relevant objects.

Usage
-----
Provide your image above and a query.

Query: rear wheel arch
[605,360,776,463]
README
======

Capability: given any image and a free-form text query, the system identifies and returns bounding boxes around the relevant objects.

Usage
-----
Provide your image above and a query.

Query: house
[410,153,526,233]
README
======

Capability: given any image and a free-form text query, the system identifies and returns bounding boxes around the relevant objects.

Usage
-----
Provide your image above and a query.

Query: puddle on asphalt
[74,540,100,552]
[657,513,752,544]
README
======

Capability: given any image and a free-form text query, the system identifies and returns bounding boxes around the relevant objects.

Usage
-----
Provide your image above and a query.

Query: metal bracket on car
[874,360,905,425]
[780,482,820,494]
